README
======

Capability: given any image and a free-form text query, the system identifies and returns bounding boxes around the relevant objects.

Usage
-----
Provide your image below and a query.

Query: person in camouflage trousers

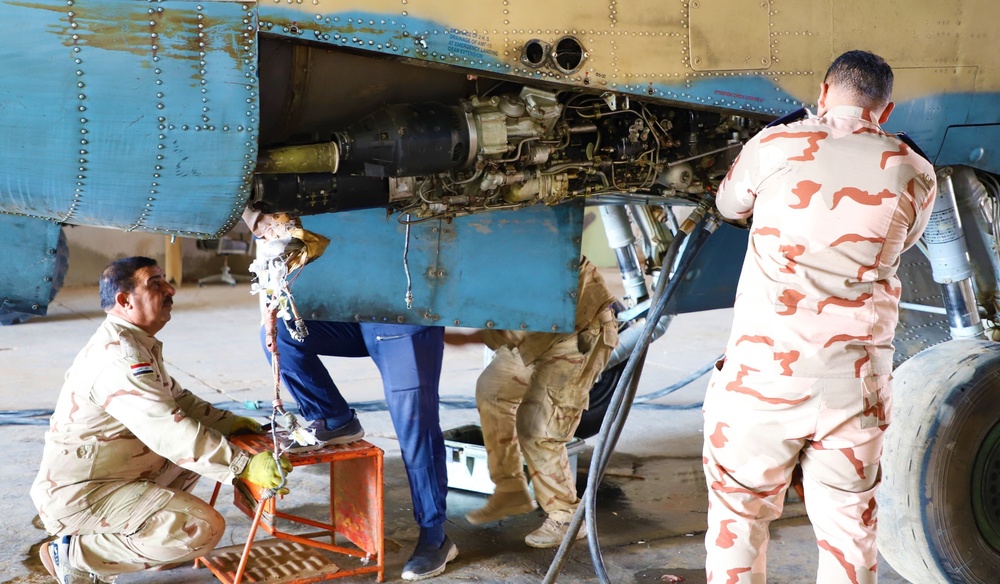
[703,51,936,583]
[466,257,618,548]
[30,257,287,583]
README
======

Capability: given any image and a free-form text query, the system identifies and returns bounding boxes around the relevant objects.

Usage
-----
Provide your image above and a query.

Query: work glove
[239,452,293,492]
[228,415,264,436]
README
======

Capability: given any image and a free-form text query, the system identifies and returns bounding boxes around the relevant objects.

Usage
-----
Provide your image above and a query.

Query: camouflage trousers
[476,337,590,521]
[41,465,225,577]
[702,364,891,584]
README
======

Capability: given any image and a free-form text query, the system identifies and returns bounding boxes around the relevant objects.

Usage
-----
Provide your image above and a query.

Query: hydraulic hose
[542,210,719,584]
[633,355,721,406]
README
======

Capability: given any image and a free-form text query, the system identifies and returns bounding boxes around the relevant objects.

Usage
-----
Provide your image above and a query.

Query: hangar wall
[61,226,253,287]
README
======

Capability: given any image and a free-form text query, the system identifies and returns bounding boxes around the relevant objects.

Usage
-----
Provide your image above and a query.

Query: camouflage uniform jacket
[717,105,936,378]
[30,315,244,522]
[481,257,617,367]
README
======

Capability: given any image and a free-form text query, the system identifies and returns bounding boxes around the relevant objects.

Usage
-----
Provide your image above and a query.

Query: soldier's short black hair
[99,256,158,310]
[824,50,894,109]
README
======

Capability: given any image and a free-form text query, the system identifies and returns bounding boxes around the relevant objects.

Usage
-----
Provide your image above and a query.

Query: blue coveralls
[262,321,448,529]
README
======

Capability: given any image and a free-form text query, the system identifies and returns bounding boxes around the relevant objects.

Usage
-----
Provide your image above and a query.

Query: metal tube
[256,142,340,174]
[899,302,947,315]
[925,170,973,282]
[605,313,672,369]
[666,142,742,167]
[923,169,983,339]
[950,167,1000,302]
[942,279,983,338]
[599,205,649,304]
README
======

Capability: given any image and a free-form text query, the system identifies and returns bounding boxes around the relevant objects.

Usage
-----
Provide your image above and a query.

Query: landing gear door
[0,216,64,321]
[664,222,748,314]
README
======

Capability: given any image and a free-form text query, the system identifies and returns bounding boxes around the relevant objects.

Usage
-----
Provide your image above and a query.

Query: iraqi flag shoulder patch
[130,362,155,377]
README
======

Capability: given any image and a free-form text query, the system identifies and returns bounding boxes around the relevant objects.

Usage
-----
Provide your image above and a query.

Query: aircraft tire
[574,361,627,440]
[879,338,1000,584]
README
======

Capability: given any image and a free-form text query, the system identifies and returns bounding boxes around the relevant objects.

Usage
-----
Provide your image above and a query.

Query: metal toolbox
[442,424,586,495]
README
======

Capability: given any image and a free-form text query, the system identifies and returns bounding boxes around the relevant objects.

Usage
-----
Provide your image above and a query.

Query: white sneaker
[39,536,113,583]
[524,516,587,549]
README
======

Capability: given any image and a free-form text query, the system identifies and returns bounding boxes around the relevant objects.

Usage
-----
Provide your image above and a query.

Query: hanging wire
[248,251,318,497]
[403,213,414,309]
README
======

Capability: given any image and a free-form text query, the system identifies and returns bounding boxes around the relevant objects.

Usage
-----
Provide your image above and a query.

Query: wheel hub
[972,420,1000,552]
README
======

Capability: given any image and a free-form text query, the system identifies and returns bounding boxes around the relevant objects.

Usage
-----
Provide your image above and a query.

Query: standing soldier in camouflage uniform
[31,256,290,584]
[466,257,618,548]
[703,51,936,583]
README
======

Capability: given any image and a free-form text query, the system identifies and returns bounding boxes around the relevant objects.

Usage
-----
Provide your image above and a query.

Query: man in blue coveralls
[264,320,455,581]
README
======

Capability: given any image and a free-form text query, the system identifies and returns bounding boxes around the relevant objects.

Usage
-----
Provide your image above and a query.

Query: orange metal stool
[199,434,384,584]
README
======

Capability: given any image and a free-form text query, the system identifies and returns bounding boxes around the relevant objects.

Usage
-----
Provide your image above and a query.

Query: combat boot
[465,488,537,525]
[524,516,587,548]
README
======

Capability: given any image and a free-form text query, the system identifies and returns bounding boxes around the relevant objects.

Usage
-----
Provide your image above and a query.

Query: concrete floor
[0,280,910,584]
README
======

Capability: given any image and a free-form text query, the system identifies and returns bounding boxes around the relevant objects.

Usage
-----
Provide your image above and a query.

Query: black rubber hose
[542,215,717,583]
[586,224,715,581]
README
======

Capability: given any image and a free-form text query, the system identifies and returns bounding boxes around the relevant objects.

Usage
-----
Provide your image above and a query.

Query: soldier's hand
[228,415,264,436]
[239,452,293,491]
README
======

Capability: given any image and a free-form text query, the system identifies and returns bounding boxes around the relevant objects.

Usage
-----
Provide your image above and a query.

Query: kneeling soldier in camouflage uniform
[30,256,290,583]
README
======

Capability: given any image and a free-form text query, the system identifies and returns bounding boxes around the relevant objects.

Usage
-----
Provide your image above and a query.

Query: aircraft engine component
[251,174,390,216]
[658,163,695,190]
[248,34,765,220]
[256,143,340,175]
[499,171,571,204]
[261,83,761,221]
[331,89,563,176]
[925,169,984,339]
[336,103,473,177]
[248,38,764,222]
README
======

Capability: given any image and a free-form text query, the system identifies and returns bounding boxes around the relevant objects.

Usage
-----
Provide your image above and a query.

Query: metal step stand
[197,434,385,584]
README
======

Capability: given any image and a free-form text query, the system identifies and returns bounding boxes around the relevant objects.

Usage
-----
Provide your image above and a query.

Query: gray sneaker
[40,536,113,583]
[284,412,365,453]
